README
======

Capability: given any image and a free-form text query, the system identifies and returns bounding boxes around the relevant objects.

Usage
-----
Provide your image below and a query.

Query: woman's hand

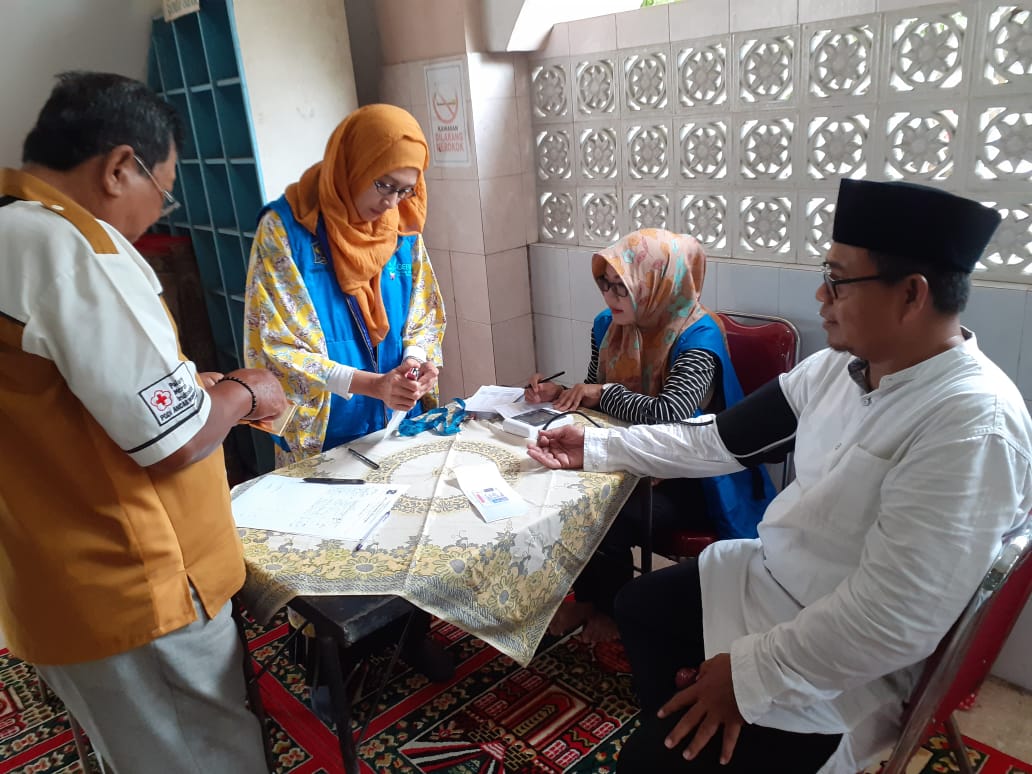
[376,361,423,411]
[524,374,564,404]
[553,383,603,412]
[198,371,224,389]
[406,357,439,401]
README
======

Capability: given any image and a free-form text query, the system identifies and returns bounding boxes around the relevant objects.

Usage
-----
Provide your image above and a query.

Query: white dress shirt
[583,332,1032,773]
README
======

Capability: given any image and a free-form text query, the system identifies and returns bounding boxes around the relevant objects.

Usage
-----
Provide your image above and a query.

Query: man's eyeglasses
[821,262,889,299]
[594,275,630,298]
[373,179,417,201]
[133,154,180,217]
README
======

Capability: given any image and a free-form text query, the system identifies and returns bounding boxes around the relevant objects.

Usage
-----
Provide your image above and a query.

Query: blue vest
[264,196,420,450]
[593,310,775,539]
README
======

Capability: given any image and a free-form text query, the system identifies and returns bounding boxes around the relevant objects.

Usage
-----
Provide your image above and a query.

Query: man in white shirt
[528,179,1032,773]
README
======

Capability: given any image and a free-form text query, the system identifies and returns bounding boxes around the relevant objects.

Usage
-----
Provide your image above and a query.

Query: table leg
[318,633,360,774]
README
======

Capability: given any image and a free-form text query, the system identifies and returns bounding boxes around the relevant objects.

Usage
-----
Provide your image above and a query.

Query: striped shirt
[585,329,719,424]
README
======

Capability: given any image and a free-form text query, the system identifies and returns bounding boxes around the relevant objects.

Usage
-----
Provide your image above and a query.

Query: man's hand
[524,374,564,404]
[527,425,586,469]
[225,368,289,421]
[658,653,744,765]
[553,383,603,412]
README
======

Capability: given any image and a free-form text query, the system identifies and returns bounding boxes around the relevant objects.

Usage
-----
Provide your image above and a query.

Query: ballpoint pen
[347,447,380,470]
[353,510,391,553]
[525,370,566,389]
[302,477,365,485]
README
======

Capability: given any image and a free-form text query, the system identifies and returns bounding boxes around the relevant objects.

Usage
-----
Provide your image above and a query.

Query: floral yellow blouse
[244,209,446,466]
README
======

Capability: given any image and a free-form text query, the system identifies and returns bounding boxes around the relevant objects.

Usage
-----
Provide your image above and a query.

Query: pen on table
[347,447,380,470]
[302,477,365,485]
[353,510,391,553]
[525,370,566,389]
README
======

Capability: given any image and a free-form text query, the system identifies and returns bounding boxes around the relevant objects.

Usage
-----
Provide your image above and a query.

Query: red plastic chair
[878,521,1032,774]
[647,311,801,564]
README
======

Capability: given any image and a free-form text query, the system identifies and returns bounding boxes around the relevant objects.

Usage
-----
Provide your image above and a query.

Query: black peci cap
[832,179,1002,273]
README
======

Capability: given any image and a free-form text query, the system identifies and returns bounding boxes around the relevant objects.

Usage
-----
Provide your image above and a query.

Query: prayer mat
[0,613,1028,774]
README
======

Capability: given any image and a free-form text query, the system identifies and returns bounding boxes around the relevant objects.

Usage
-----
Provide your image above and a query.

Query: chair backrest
[882,521,1032,774]
[715,311,801,396]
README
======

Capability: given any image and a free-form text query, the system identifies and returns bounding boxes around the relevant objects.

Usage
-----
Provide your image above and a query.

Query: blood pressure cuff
[714,379,798,466]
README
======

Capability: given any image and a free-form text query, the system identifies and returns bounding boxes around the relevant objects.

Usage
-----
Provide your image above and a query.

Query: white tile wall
[569,14,618,56]
[730,0,797,31]
[799,0,877,23]
[533,313,574,384]
[669,0,730,40]
[529,244,572,317]
[961,285,1028,382]
[1018,294,1032,397]
[568,247,602,323]
[716,262,782,315]
[571,319,595,382]
[778,268,825,359]
[616,5,670,49]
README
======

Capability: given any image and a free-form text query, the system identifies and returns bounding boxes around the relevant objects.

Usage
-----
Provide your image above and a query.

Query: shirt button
[862,397,872,406]
[834,443,841,450]
[50,204,65,212]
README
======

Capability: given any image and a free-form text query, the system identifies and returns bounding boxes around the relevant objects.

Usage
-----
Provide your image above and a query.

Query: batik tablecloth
[236,414,637,666]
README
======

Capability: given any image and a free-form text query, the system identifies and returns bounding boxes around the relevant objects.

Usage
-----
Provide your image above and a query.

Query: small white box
[501,407,574,440]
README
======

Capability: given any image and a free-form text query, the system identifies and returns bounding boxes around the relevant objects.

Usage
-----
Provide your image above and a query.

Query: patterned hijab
[284,104,429,345]
[593,229,712,397]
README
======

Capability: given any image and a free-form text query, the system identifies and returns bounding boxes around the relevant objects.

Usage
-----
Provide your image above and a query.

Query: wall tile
[487,246,532,322]
[515,94,534,176]
[799,0,877,23]
[669,0,730,40]
[778,268,826,360]
[380,63,411,107]
[422,203,450,251]
[485,246,532,321]
[472,97,523,178]
[731,0,797,32]
[450,250,491,324]
[533,314,574,386]
[409,101,433,157]
[515,54,529,98]
[445,180,484,254]
[429,246,456,315]
[493,314,536,386]
[457,318,496,391]
[480,174,527,253]
[538,21,571,58]
[876,0,945,10]
[571,319,594,382]
[616,5,671,49]
[701,257,719,311]
[408,60,429,106]
[569,14,618,56]
[569,247,602,323]
[963,285,1025,382]
[439,325,465,400]
[522,172,538,245]
[716,262,782,315]
[1020,292,1032,398]
[529,244,571,317]
[467,53,516,102]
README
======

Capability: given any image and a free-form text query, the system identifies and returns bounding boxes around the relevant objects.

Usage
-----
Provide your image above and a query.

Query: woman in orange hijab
[245,105,446,466]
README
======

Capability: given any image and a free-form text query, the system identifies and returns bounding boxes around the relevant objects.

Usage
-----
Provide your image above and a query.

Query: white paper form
[463,385,525,414]
[232,475,408,542]
[453,462,527,522]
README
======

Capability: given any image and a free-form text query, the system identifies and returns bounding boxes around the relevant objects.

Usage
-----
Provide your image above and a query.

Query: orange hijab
[593,229,711,396]
[284,104,429,345]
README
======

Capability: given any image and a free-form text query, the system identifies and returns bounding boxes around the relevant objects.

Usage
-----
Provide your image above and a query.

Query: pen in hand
[525,370,566,389]
[347,447,380,470]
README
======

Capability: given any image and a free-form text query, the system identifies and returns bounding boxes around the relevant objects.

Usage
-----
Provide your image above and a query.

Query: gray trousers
[37,588,268,774]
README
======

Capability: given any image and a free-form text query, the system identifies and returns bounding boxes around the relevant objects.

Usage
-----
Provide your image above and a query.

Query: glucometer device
[501,407,573,439]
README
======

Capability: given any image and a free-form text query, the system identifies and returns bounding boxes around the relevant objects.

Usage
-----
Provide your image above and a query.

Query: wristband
[219,375,257,418]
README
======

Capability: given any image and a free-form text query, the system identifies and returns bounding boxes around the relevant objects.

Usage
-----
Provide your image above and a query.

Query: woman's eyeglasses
[594,275,629,298]
[134,154,180,217]
[373,179,417,201]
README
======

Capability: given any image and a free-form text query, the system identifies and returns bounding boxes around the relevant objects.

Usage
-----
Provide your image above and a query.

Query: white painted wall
[233,0,358,202]
[0,0,162,167]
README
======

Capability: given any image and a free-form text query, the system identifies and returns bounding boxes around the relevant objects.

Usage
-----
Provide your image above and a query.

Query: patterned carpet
[0,613,1029,774]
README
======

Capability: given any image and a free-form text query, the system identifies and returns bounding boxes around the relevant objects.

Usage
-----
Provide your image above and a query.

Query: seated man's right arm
[583,377,800,478]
